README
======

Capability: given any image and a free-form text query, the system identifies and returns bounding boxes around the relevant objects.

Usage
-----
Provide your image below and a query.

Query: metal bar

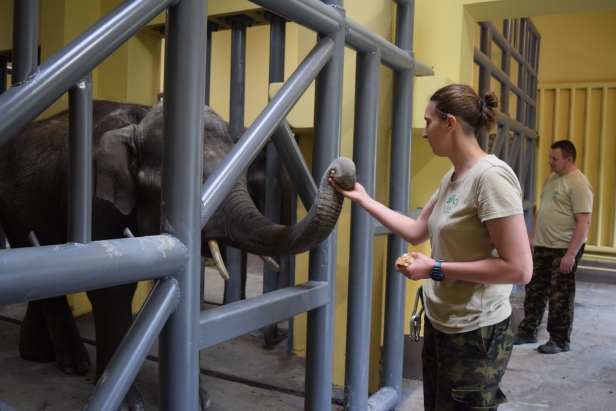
[199,281,330,349]
[478,23,492,95]
[250,0,342,36]
[223,249,244,304]
[85,277,180,411]
[226,15,251,304]
[0,46,5,249]
[0,0,176,148]
[271,120,318,209]
[474,48,536,109]
[495,110,537,139]
[366,387,399,411]
[262,13,286,331]
[0,400,18,411]
[205,24,217,106]
[304,1,344,408]
[0,235,188,305]
[346,18,411,72]
[491,125,507,158]
[0,56,8,93]
[250,0,433,76]
[158,0,206,408]
[381,2,413,405]
[480,21,537,79]
[11,0,38,84]
[200,37,335,226]
[345,49,380,411]
[67,74,92,244]
[229,16,250,142]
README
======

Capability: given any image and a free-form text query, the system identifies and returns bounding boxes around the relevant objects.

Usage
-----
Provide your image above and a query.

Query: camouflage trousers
[517,245,585,348]
[422,314,514,410]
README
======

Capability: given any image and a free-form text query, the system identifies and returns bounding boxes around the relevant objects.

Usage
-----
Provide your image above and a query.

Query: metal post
[478,22,492,151]
[0,55,7,249]
[11,0,38,84]
[381,1,414,407]
[262,11,286,345]
[225,14,252,305]
[67,73,92,244]
[228,15,252,142]
[205,23,219,106]
[344,49,380,411]
[158,0,207,408]
[305,1,345,409]
[515,20,528,179]
[0,55,8,93]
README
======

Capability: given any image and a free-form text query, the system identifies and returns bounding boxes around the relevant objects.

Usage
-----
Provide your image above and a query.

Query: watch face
[431,271,444,281]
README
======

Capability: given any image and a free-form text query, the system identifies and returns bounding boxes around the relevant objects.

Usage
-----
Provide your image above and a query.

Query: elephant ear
[93,124,139,215]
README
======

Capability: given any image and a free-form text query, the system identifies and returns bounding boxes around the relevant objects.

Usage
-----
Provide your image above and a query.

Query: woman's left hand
[395,252,433,281]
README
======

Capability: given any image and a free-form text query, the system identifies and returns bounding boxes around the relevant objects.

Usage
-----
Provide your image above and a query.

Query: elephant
[0,100,356,410]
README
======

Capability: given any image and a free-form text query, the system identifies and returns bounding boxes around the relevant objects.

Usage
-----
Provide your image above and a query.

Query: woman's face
[423,101,448,156]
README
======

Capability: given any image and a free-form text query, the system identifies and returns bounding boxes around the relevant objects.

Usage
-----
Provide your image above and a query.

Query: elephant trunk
[203,157,355,257]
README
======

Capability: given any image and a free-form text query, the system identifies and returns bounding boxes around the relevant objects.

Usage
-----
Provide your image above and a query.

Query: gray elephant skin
[0,100,356,410]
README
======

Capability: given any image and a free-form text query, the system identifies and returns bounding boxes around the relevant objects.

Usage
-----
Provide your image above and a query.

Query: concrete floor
[1,254,615,410]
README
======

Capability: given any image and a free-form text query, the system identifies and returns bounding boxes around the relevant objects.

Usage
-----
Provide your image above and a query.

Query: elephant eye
[247,181,261,198]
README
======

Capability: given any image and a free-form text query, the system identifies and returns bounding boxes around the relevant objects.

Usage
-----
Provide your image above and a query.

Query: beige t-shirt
[533,170,593,249]
[425,155,523,334]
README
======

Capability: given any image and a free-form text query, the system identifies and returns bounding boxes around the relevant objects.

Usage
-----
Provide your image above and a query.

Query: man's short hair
[551,140,577,163]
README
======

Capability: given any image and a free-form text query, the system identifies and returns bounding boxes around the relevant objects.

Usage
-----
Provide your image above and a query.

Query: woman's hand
[329,178,370,205]
[395,252,433,281]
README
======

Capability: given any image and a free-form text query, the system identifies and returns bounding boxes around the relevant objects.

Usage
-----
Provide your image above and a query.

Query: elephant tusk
[259,255,280,272]
[207,239,230,281]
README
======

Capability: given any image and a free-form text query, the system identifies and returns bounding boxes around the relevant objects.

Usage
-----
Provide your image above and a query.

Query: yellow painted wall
[533,11,616,84]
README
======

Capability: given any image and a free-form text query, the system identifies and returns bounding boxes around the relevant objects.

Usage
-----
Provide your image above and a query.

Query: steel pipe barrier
[199,281,330,349]
[0,235,188,306]
[85,277,180,411]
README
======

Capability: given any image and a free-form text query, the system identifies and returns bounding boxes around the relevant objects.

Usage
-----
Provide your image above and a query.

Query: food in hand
[396,254,415,266]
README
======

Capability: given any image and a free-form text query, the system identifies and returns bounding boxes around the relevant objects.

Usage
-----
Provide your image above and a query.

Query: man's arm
[560,212,591,274]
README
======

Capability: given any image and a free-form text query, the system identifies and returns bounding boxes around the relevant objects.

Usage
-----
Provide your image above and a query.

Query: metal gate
[0,0,433,410]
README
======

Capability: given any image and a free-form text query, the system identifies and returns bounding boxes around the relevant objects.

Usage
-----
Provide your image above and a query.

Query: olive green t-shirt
[533,170,593,249]
[425,155,523,334]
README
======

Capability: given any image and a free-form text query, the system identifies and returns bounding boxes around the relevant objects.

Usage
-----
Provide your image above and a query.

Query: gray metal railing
[0,0,434,410]
[474,18,540,229]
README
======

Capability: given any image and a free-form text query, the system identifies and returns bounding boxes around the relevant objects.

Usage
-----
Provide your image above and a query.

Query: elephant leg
[87,283,137,378]
[21,296,91,375]
[19,300,55,362]
[87,283,144,411]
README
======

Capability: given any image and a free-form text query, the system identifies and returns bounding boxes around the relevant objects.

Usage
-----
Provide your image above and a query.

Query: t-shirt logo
[443,194,459,215]
[552,190,560,201]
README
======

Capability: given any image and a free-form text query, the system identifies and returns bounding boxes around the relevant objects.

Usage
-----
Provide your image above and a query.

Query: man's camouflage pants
[422,314,514,410]
[517,245,585,349]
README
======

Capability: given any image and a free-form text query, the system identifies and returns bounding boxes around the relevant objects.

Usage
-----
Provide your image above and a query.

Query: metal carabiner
[409,285,424,342]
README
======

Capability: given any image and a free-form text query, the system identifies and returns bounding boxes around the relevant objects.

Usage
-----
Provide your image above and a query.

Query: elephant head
[93,101,355,265]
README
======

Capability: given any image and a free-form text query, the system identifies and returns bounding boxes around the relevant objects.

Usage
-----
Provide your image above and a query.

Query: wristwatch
[431,260,445,281]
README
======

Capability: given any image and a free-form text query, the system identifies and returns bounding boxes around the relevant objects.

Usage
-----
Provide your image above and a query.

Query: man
[514,140,593,354]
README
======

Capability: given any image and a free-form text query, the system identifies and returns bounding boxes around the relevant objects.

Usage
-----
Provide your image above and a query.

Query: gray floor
[1,254,615,410]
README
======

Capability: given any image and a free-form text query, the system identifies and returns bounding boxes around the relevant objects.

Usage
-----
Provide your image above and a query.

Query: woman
[330,84,533,410]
